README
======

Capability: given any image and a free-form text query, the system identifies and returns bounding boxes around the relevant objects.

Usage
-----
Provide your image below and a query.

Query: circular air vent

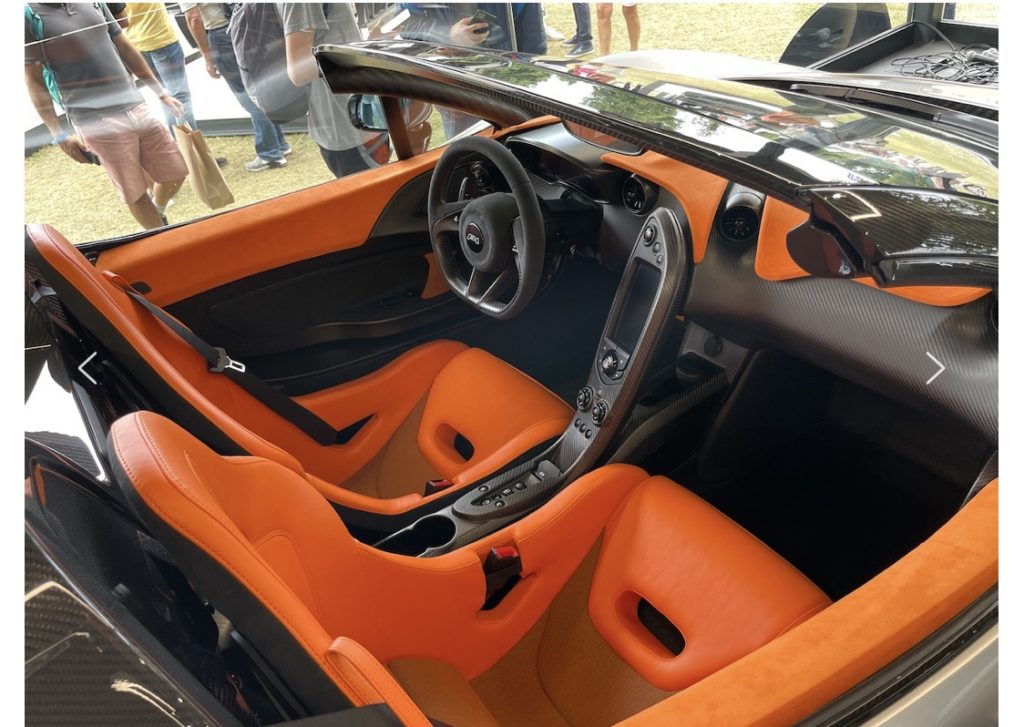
[622,174,656,215]
[719,205,760,244]
[718,190,763,244]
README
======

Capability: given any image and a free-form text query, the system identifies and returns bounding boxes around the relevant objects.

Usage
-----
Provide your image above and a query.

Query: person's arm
[24,63,90,163]
[183,7,219,78]
[283,28,318,86]
[110,31,185,118]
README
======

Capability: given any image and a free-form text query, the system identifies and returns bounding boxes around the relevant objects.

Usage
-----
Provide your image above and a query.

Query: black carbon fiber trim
[687,226,997,445]
[26,432,100,477]
[25,529,227,727]
[608,369,729,465]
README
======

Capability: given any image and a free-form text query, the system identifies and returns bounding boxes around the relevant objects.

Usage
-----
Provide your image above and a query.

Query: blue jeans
[141,41,196,130]
[208,27,287,161]
[573,3,593,43]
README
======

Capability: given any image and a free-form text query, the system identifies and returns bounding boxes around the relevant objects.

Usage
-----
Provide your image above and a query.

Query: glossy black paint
[317,40,998,205]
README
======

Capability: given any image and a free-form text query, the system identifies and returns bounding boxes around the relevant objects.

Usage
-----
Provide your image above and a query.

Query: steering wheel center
[459,194,517,274]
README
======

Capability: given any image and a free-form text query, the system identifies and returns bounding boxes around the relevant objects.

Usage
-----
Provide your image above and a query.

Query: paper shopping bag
[173,123,234,210]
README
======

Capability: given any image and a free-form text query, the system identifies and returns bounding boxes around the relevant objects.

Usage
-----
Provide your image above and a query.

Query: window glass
[942,3,999,25]
[22,2,486,244]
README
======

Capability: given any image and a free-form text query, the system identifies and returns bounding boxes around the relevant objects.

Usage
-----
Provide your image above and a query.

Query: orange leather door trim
[589,477,829,691]
[755,196,989,307]
[96,148,451,306]
[619,480,998,727]
[601,151,729,264]
[95,116,559,308]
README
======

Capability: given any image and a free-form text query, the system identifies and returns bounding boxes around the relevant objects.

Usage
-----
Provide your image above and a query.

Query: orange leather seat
[109,411,830,726]
[27,224,570,514]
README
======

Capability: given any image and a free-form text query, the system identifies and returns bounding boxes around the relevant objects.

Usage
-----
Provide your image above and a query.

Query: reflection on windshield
[345,41,997,200]
[568,63,998,198]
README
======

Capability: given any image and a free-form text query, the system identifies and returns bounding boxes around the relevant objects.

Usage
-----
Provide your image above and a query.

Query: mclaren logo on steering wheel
[465,222,485,253]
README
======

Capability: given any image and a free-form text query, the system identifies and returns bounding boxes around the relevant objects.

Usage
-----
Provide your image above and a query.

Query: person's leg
[596,4,613,55]
[140,50,174,128]
[127,192,167,229]
[318,145,372,178]
[133,104,188,211]
[622,3,641,51]
[574,3,593,44]
[77,111,163,228]
[208,28,284,161]
[148,41,197,129]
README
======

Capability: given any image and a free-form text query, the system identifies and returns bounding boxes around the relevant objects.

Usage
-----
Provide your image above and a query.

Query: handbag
[173,123,234,210]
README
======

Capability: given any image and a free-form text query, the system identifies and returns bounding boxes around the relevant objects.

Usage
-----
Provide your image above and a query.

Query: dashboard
[486,120,998,448]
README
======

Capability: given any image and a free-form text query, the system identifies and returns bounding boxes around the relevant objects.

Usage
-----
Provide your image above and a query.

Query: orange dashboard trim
[601,151,729,264]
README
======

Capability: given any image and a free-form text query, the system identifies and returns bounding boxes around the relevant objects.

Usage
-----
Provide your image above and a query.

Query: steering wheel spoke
[427,137,546,320]
[431,200,471,236]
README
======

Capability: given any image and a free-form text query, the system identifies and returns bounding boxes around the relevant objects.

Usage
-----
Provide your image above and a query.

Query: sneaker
[561,35,580,47]
[281,144,293,157]
[566,42,594,58]
[245,156,287,173]
[215,155,228,168]
[545,24,565,41]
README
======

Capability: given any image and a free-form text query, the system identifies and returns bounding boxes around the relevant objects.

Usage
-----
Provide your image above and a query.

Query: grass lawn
[25,2,998,244]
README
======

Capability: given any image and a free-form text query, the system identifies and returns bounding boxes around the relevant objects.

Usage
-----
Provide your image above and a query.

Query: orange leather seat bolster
[325,638,432,726]
[111,411,650,686]
[417,348,572,483]
[620,481,998,727]
[590,477,830,691]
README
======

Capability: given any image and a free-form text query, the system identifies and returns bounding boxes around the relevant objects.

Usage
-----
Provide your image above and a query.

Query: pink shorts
[75,103,188,204]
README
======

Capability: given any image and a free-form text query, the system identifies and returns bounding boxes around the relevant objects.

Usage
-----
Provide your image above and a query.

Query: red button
[492,545,519,561]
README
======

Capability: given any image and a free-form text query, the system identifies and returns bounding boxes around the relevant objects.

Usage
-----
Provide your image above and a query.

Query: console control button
[653,242,662,254]
[576,386,595,411]
[642,224,656,245]
[515,481,527,491]
[501,487,513,496]
[600,350,620,376]
[592,400,608,425]
[494,500,505,508]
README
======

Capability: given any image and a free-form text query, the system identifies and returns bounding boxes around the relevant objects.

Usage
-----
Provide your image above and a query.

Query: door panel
[94,146,449,307]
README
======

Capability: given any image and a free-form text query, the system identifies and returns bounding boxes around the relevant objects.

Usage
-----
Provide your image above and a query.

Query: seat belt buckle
[483,545,522,609]
[210,347,246,374]
[424,478,454,496]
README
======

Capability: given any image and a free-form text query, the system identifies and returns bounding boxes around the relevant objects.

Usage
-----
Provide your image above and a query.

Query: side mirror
[347,94,388,133]
[779,3,891,67]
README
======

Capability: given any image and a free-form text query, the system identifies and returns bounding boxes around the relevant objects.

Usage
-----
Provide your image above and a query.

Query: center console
[361,207,691,557]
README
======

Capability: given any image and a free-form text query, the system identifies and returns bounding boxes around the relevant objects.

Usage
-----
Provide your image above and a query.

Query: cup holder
[374,514,457,556]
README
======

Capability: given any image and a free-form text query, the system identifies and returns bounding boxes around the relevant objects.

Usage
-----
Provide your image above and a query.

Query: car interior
[25,76,998,726]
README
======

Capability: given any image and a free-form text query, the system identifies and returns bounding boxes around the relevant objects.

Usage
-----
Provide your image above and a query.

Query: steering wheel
[427,136,546,320]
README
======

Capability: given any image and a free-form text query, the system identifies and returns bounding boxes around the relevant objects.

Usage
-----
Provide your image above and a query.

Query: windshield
[561,63,999,199]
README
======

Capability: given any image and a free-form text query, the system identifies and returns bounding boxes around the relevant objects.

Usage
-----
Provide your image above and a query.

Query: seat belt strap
[122,287,340,446]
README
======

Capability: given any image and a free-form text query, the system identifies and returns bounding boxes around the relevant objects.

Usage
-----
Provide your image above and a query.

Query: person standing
[182,3,291,172]
[562,3,594,57]
[279,3,372,178]
[24,2,188,229]
[596,3,641,56]
[119,3,197,129]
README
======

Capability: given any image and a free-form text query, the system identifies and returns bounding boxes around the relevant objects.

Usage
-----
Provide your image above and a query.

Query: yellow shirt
[123,3,179,52]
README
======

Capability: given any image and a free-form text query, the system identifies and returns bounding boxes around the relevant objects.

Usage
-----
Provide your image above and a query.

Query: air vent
[622,174,656,215]
[718,189,763,244]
